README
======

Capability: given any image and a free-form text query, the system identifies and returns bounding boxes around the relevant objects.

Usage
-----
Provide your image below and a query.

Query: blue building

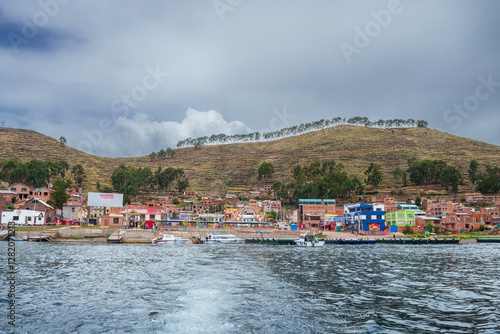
[345,203,385,233]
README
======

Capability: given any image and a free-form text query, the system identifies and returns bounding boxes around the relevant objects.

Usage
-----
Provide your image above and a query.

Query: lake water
[1,242,500,333]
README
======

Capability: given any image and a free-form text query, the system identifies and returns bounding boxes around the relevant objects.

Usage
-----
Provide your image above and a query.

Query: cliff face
[1,126,499,192]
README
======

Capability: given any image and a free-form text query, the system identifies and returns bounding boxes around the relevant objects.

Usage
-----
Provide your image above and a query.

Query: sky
[0,0,499,158]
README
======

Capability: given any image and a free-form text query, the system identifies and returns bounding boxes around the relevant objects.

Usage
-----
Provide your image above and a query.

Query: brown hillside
[1,126,499,193]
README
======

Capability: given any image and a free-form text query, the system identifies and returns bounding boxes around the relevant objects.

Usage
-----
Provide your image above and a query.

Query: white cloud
[99,108,251,157]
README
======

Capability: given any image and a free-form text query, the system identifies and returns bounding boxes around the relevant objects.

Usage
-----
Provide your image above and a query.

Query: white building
[1,210,45,225]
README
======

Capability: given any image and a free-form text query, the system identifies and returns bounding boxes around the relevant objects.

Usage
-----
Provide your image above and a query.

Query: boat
[9,236,27,241]
[295,233,325,247]
[152,234,189,245]
[204,233,244,244]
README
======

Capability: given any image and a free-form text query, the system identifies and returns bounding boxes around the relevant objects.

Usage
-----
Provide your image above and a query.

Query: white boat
[295,233,325,247]
[152,234,189,245]
[204,233,244,244]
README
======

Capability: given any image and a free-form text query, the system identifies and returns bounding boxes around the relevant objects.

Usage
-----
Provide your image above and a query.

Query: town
[1,180,499,236]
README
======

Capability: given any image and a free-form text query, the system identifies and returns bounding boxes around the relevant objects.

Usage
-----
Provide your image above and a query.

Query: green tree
[0,159,24,184]
[266,210,277,220]
[476,165,500,194]
[393,167,408,186]
[48,160,69,181]
[59,136,67,147]
[468,160,479,184]
[364,162,383,187]
[48,179,72,209]
[166,147,176,157]
[440,165,463,193]
[258,162,275,181]
[24,160,50,187]
[149,152,157,161]
[71,164,87,187]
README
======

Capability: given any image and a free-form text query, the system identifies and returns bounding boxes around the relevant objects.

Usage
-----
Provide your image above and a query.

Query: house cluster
[2,181,499,234]
[293,194,500,234]
[0,182,87,226]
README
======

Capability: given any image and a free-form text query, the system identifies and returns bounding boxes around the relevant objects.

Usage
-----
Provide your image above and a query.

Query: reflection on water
[1,242,499,333]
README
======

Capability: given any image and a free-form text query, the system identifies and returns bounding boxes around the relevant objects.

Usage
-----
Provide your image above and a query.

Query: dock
[245,238,296,245]
[107,230,125,243]
[476,238,500,243]
[325,238,460,245]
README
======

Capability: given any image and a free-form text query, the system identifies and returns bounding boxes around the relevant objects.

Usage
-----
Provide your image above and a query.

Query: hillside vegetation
[1,126,499,193]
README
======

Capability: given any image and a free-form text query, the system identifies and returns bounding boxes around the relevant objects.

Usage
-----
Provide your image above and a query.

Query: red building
[9,183,32,200]
[298,199,336,230]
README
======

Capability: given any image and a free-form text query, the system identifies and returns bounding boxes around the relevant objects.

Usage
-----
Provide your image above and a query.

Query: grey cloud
[0,0,498,157]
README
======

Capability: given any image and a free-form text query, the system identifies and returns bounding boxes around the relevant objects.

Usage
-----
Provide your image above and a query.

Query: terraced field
[1,125,499,193]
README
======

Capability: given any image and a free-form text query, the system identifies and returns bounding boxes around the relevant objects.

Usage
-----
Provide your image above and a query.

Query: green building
[385,210,416,227]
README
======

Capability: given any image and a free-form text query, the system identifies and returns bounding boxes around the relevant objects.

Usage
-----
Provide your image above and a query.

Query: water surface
[1,242,499,333]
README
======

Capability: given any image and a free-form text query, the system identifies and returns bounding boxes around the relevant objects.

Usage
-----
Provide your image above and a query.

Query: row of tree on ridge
[176,117,429,148]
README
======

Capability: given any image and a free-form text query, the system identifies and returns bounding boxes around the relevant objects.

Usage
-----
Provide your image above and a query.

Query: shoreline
[3,227,495,244]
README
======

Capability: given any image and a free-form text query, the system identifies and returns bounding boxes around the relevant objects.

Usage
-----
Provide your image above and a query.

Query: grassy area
[2,125,499,193]
[10,225,65,231]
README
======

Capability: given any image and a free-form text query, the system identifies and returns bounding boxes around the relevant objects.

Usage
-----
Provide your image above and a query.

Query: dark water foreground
[1,242,499,333]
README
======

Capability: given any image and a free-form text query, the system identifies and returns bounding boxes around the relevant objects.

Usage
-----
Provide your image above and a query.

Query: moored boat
[204,233,244,244]
[152,234,189,245]
[295,233,325,247]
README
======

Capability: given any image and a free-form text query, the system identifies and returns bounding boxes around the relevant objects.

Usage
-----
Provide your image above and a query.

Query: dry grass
[1,126,499,194]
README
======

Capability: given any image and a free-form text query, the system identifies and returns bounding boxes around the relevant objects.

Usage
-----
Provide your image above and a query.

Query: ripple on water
[1,242,499,333]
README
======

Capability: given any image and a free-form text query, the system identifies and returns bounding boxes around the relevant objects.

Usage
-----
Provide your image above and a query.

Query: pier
[107,230,125,243]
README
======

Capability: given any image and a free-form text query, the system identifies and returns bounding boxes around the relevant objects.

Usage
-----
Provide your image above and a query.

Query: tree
[393,167,407,186]
[476,165,500,194]
[364,162,383,187]
[149,152,157,161]
[71,164,87,187]
[48,179,72,209]
[166,147,176,157]
[59,136,67,147]
[468,160,479,184]
[258,162,275,181]
[440,165,463,193]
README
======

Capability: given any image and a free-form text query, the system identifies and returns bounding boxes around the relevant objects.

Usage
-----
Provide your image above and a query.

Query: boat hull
[295,240,325,247]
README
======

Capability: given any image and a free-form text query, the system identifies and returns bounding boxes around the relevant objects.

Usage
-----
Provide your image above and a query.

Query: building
[298,199,336,230]
[466,193,484,203]
[28,187,52,202]
[99,213,125,228]
[1,210,45,225]
[17,197,56,224]
[385,204,426,232]
[62,203,87,222]
[8,183,32,200]
[426,201,455,218]
[0,190,16,209]
[345,203,385,233]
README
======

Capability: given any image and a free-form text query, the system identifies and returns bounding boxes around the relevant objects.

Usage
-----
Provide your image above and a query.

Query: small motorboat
[295,233,325,247]
[152,234,189,245]
[204,233,244,244]
[9,236,27,241]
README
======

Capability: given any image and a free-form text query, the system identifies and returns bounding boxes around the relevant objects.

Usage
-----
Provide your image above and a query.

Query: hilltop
[1,126,499,193]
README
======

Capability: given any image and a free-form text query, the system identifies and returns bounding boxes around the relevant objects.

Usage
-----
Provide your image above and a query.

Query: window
[72,208,75,212]
[22,188,27,192]
[27,217,32,221]
[113,218,119,224]
[377,215,382,220]
[13,216,19,221]
[366,215,372,220]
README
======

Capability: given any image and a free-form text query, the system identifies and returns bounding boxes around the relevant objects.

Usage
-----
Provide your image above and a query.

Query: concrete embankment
[6,227,482,243]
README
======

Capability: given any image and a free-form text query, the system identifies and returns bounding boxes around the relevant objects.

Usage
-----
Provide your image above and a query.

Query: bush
[402,225,414,235]
[479,224,485,232]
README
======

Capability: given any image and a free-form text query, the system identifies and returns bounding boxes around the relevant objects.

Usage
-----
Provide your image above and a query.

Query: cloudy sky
[0,0,499,157]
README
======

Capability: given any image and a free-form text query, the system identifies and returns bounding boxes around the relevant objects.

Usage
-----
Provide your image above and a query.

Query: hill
[1,126,499,193]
